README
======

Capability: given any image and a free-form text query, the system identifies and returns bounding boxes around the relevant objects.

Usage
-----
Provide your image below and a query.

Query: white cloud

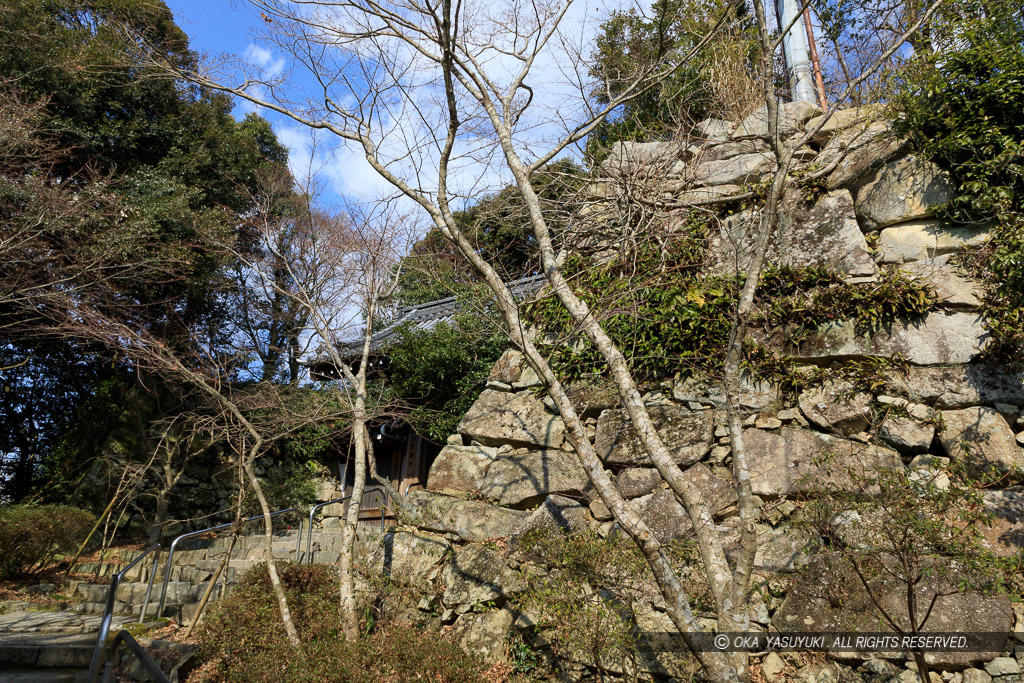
[244,44,287,79]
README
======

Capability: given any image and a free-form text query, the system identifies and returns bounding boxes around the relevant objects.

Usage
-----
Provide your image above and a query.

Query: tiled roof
[306,274,546,371]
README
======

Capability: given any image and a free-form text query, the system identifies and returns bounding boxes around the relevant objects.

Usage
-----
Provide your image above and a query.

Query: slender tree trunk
[242,444,301,647]
[339,417,367,640]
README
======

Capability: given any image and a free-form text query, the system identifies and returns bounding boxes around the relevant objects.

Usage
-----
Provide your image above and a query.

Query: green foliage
[528,225,725,380]
[195,563,487,682]
[393,160,586,308]
[891,0,1024,364]
[527,228,935,384]
[754,266,935,333]
[0,0,297,500]
[0,504,94,578]
[587,0,758,159]
[385,315,507,442]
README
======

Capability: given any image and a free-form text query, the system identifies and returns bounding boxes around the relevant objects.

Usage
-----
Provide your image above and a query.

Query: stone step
[0,633,96,670]
[70,601,193,619]
[0,668,89,683]
[72,581,200,606]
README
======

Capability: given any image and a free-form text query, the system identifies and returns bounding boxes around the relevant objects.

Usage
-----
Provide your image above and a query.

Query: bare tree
[143,0,944,677]
[241,191,409,638]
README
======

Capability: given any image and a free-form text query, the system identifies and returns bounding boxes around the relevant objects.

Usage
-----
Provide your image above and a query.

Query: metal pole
[138,550,160,624]
[802,7,828,108]
[776,0,816,103]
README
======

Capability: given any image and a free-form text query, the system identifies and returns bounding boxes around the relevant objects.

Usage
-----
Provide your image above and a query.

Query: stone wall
[355,105,1023,682]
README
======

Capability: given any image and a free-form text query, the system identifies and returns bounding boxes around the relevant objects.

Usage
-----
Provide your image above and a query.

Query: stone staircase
[63,526,379,623]
[0,525,380,681]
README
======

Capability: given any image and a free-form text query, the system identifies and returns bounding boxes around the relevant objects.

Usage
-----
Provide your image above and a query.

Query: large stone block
[878,220,992,264]
[509,494,589,553]
[898,259,983,309]
[805,105,882,145]
[818,122,909,189]
[783,312,988,366]
[854,155,956,230]
[442,544,523,608]
[695,118,736,141]
[594,404,714,466]
[426,443,500,494]
[733,101,822,141]
[979,490,1024,558]
[773,555,1013,667]
[671,374,780,413]
[885,365,1024,409]
[627,463,736,542]
[601,140,689,173]
[459,389,565,449]
[476,450,592,508]
[690,152,774,187]
[743,427,902,496]
[708,189,876,279]
[451,609,514,663]
[938,406,1024,478]
[364,531,452,583]
[406,490,528,541]
[698,138,770,162]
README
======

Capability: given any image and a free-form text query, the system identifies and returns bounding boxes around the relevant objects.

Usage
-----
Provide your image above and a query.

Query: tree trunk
[242,455,301,647]
[339,418,368,640]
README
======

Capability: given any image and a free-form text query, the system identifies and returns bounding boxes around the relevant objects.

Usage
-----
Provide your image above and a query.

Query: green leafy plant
[385,314,507,442]
[0,504,94,578]
[890,0,1024,364]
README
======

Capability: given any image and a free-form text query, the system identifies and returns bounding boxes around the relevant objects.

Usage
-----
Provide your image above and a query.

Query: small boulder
[616,467,662,499]
[898,260,983,309]
[798,380,873,435]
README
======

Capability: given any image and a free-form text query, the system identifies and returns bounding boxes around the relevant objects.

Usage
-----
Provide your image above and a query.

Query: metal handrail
[305,486,388,564]
[99,630,170,683]
[87,543,161,682]
[155,508,304,618]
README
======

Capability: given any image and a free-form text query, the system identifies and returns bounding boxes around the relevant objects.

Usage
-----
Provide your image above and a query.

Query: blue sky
[163,0,603,212]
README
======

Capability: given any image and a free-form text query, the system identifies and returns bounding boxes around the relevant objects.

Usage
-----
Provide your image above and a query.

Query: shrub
[0,504,94,578]
[194,563,487,682]
[385,315,507,442]
[891,0,1024,363]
